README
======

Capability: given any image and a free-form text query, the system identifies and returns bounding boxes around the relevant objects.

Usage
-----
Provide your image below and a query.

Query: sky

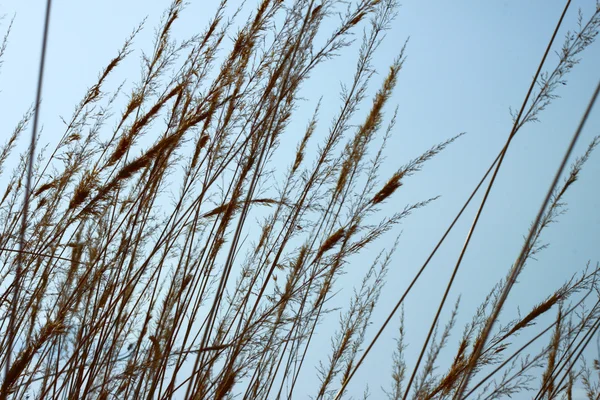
[0,0,599,398]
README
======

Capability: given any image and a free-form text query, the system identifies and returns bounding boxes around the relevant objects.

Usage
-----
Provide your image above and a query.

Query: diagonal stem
[4,0,53,382]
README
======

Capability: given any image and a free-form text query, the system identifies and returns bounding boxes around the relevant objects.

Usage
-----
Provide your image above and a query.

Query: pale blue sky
[1,1,599,398]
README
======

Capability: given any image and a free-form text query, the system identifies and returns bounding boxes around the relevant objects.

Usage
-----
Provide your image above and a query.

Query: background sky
[1,0,599,398]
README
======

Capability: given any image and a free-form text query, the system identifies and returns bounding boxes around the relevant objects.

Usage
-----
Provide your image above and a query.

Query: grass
[0,0,600,399]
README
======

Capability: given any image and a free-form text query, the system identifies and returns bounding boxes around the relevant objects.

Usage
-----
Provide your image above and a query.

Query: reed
[0,1,599,399]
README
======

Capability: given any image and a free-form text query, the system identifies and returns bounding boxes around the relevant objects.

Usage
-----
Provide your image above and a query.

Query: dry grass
[1,1,600,399]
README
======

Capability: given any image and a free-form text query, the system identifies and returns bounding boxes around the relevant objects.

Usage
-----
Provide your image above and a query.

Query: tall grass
[0,1,600,399]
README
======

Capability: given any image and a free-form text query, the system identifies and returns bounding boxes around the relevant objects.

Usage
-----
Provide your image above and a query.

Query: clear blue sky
[1,1,599,398]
